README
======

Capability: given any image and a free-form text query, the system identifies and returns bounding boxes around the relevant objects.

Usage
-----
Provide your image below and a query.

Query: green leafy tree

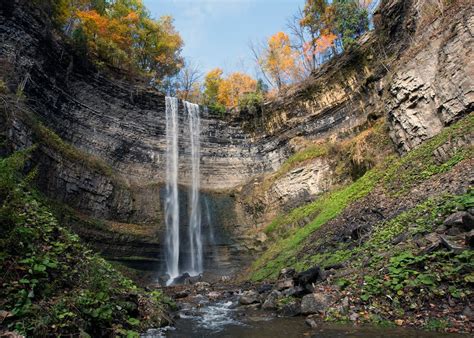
[331,0,369,48]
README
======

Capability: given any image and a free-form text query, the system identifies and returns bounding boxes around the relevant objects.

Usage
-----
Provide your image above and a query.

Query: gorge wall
[0,0,473,269]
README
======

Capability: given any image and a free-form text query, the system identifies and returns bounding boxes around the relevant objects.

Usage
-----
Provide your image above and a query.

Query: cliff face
[233,0,473,235]
[1,0,472,263]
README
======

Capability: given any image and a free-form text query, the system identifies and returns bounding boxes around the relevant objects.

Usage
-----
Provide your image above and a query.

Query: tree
[174,60,202,102]
[287,8,317,73]
[252,32,300,92]
[48,0,184,81]
[331,0,369,48]
[217,72,257,109]
[300,0,369,55]
[203,68,224,107]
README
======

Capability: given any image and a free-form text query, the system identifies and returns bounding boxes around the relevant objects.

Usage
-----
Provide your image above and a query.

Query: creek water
[141,300,463,338]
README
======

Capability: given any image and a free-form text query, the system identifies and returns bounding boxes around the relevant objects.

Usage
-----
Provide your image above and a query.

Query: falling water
[186,101,203,275]
[164,98,203,282]
[165,97,180,281]
[204,197,215,245]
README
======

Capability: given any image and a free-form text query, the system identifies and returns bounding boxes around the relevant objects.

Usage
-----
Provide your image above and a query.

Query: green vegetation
[253,168,381,280]
[0,150,170,336]
[383,114,474,195]
[250,114,473,281]
[279,144,328,176]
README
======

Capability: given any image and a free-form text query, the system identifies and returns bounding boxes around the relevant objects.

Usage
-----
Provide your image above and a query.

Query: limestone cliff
[0,0,472,268]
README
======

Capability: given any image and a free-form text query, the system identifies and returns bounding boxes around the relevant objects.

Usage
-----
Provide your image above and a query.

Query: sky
[143,0,304,76]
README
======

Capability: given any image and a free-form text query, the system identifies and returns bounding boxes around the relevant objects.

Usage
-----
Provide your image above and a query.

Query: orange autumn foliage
[217,72,257,108]
[73,0,183,79]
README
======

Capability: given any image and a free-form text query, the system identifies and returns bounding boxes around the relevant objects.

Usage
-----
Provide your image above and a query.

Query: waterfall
[164,97,180,281]
[204,197,215,245]
[164,98,203,282]
[186,101,203,275]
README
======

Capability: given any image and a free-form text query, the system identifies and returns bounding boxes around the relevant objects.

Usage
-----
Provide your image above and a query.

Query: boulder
[443,212,474,231]
[279,300,301,317]
[257,283,273,294]
[440,235,465,253]
[282,286,305,297]
[174,290,190,299]
[207,291,221,300]
[188,275,202,284]
[239,290,260,305]
[301,293,333,314]
[275,278,294,291]
[172,273,191,285]
[262,290,281,310]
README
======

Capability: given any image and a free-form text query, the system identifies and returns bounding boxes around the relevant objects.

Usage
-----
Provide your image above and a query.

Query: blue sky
[143,0,304,76]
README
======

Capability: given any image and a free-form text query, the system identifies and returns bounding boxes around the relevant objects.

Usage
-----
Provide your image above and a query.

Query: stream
[142,296,464,338]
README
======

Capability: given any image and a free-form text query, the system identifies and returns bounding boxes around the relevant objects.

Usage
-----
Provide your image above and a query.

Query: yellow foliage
[217,72,257,108]
[261,32,300,89]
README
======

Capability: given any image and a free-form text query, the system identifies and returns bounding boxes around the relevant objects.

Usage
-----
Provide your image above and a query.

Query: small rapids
[141,297,465,338]
[193,301,243,331]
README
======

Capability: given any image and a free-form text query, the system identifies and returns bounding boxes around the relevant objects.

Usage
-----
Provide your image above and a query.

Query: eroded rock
[301,293,333,315]
[239,290,260,305]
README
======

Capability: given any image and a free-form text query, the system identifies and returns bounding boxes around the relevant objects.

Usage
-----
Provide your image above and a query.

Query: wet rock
[279,300,301,317]
[444,211,474,232]
[158,274,170,286]
[188,275,202,284]
[207,291,221,300]
[239,290,260,305]
[305,315,319,329]
[173,273,191,285]
[174,290,190,299]
[275,279,294,291]
[194,282,210,291]
[262,290,281,310]
[193,294,209,305]
[257,283,273,294]
[301,293,333,314]
[282,287,302,297]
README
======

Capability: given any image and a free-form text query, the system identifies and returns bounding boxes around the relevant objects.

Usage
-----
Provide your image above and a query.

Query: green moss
[251,168,382,280]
